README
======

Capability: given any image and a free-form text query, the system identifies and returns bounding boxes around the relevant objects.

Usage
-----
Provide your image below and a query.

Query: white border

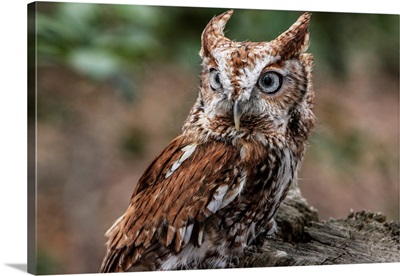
[0,1,398,276]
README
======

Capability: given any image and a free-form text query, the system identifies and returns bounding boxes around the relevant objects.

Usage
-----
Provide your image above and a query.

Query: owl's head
[190,10,315,144]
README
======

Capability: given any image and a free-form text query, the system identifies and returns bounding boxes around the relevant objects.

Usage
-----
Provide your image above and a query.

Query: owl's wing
[101,135,244,272]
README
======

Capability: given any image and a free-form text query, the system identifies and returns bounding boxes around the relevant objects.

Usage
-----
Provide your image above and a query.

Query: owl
[100,10,315,272]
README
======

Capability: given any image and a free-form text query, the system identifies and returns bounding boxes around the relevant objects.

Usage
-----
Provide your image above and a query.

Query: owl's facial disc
[200,10,312,132]
[209,50,283,131]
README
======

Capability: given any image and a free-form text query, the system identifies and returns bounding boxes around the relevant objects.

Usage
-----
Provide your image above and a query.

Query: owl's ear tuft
[272,12,311,60]
[200,10,234,59]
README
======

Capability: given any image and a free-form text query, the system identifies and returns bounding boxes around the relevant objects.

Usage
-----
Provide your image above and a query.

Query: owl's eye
[258,71,283,94]
[209,69,222,91]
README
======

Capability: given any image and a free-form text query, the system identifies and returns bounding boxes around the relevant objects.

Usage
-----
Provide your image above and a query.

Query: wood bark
[240,186,400,267]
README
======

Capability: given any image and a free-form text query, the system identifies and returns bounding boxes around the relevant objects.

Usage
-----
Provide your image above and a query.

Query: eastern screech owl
[100,10,315,272]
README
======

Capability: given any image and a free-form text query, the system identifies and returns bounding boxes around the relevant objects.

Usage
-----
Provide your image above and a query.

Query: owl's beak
[233,100,242,131]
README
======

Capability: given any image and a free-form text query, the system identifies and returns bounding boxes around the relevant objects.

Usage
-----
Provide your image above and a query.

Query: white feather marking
[234,235,242,243]
[206,185,229,213]
[180,144,197,161]
[206,199,219,214]
[165,144,197,178]
[165,169,174,179]
[174,227,185,249]
[197,229,203,246]
[170,162,181,172]
[220,173,246,208]
[178,227,185,240]
[183,223,193,245]
[274,250,288,258]
[268,148,293,219]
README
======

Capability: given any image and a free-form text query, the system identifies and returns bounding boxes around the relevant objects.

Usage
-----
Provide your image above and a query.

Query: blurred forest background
[29,2,399,274]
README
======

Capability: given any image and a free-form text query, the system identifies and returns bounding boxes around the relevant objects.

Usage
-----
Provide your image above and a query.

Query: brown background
[31,3,399,274]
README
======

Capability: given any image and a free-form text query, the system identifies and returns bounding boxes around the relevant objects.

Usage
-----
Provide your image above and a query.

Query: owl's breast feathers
[100,134,291,272]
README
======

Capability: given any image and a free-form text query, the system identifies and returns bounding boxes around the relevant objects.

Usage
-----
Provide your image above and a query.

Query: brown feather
[100,136,244,271]
[101,10,316,272]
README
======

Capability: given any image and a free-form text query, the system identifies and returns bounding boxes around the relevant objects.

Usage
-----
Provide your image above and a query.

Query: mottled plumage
[100,10,316,272]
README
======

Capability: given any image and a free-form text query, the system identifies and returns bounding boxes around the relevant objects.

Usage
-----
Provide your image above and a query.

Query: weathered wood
[240,186,400,267]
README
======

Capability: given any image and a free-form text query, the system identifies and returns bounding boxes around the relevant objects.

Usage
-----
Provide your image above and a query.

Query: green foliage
[37,249,62,275]
[36,3,162,79]
[310,12,399,78]
[120,127,148,158]
[35,3,399,81]
[310,129,367,171]
[34,3,163,100]
[35,3,399,168]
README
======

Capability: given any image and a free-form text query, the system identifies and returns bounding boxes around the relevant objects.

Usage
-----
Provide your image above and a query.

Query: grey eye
[210,69,222,91]
[258,71,283,94]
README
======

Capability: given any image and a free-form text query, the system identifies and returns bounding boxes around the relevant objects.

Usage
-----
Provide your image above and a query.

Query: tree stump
[240,186,400,267]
